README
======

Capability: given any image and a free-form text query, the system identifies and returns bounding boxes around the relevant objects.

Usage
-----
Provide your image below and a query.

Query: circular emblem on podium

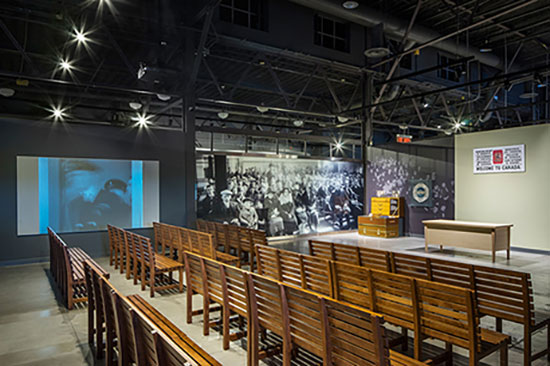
[412,182,430,203]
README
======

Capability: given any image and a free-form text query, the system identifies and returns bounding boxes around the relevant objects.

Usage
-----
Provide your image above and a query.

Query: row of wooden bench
[47,227,109,309]
[83,260,221,366]
[255,244,510,365]
[307,239,550,365]
[153,222,239,266]
[182,250,427,366]
[196,219,268,269]
[107,225,185,297]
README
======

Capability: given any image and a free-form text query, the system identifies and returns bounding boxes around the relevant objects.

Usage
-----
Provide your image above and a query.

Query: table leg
[507,227,511,260]
[491,231,496,263]
[424,226,428,252]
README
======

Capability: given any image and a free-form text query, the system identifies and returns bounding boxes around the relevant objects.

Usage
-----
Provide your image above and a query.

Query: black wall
[0,119,194,264]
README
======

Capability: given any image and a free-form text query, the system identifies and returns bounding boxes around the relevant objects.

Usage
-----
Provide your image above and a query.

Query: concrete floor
[0,233,548,365]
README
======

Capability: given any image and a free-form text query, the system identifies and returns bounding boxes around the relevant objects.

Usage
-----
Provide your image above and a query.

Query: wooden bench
[47,227,109,310]
[256,244,333,297]
[308,239,550,365]
[126,294,221,366]
[125,230,184,297]
[256,244,510,365]
[107,225,128,275]
[246,271,425,366]
[196,220,268,268]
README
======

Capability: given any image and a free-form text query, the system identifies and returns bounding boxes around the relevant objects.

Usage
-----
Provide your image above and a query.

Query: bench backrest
[415,278,480,353]
[221,263,248,317]
[202,256,224,307]
[246,272,284,336]
[309,239,390,271]
[256,245,333,297]
[196,219,208,232]
[187,229,216,258]
[226,224,241,253]
[331,261,373,310]
[323,295,390,366]
[127,231,155,267]
[183,252,204,296]
[473,265,533,326]
[111,282,138,364]
[391,252,430,280]
[214,222,228,250]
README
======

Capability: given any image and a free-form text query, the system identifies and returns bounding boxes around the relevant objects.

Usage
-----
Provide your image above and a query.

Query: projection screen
[17,156,159,235]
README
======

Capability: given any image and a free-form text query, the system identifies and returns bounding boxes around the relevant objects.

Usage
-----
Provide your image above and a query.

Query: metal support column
[362,73,374,215]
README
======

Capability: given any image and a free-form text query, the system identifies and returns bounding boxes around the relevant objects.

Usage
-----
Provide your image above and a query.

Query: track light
[337,116,348,123]
[217,111,229,120]
[73,28,89,45]
[156,94,171,101]
[293,120,304,127]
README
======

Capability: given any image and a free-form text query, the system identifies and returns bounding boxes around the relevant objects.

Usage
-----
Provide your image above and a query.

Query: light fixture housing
[337,116,349,123]
[293,120,304,127]
[256,105,269,113]
[342,1,359,9]
[129,102,143,110]
[0,88,15,97]
[156,93,171,101]
[364,47,391,58]
[217,111,229,120]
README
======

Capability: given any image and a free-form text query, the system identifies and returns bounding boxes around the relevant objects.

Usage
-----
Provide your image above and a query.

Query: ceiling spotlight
[342,1,359,9]
[217,111,229,120]
[49,105,67,121]
[132,113,151,127]
[74,29,89,44]
[399,124,408,130]
[454,122,461,130]
[335,142,344,150]
[337,116,349,123]
[0,88,15,97]
[156,93,171,101]
[59,58,72,71]
[256,105,269,113]
[293,120,304,127]
[129,101,143,110]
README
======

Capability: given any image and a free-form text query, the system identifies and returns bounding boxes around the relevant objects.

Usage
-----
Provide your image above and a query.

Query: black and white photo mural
[196,155,364,237]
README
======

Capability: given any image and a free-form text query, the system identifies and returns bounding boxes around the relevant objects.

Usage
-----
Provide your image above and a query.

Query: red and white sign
[473,144,525,174]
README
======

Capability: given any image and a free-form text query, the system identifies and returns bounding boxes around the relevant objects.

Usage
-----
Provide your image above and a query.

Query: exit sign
[397,134,412,143]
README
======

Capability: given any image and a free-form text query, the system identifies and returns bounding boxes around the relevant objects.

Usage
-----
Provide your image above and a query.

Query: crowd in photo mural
[197,157,364,237]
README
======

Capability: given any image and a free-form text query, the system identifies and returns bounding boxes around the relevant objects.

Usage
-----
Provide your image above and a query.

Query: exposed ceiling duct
[288,0,510,70]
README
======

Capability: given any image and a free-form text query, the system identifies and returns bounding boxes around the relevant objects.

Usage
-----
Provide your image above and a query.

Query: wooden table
[423,220,512,262]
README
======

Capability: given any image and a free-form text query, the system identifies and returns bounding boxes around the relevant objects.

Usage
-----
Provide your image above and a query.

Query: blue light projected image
[17,156,159,235]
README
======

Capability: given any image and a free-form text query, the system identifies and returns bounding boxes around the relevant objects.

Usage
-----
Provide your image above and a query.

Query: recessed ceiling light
[129,101,143,110]
[0,88,15,97]
[217,111,229,120]
[342,1,359,9]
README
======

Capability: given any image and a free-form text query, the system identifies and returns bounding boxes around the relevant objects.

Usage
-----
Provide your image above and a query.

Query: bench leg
[445,343,453,366]
[150,270,155,298]
[141,265,146,292]
[496,318,503,332]
[500,342,508,366]
[401,327,408,352]
[203,297,210,336]
[223,308,230,350]
[88,303,94,347]
[178,269,183,293]
[95,310,104,359]
[186,290,193,324]
[524,327,532,366]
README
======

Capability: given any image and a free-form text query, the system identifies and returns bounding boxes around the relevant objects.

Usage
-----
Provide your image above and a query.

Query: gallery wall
[0,118,194,264]
[366,142,455,235]
[455,125,550,251]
